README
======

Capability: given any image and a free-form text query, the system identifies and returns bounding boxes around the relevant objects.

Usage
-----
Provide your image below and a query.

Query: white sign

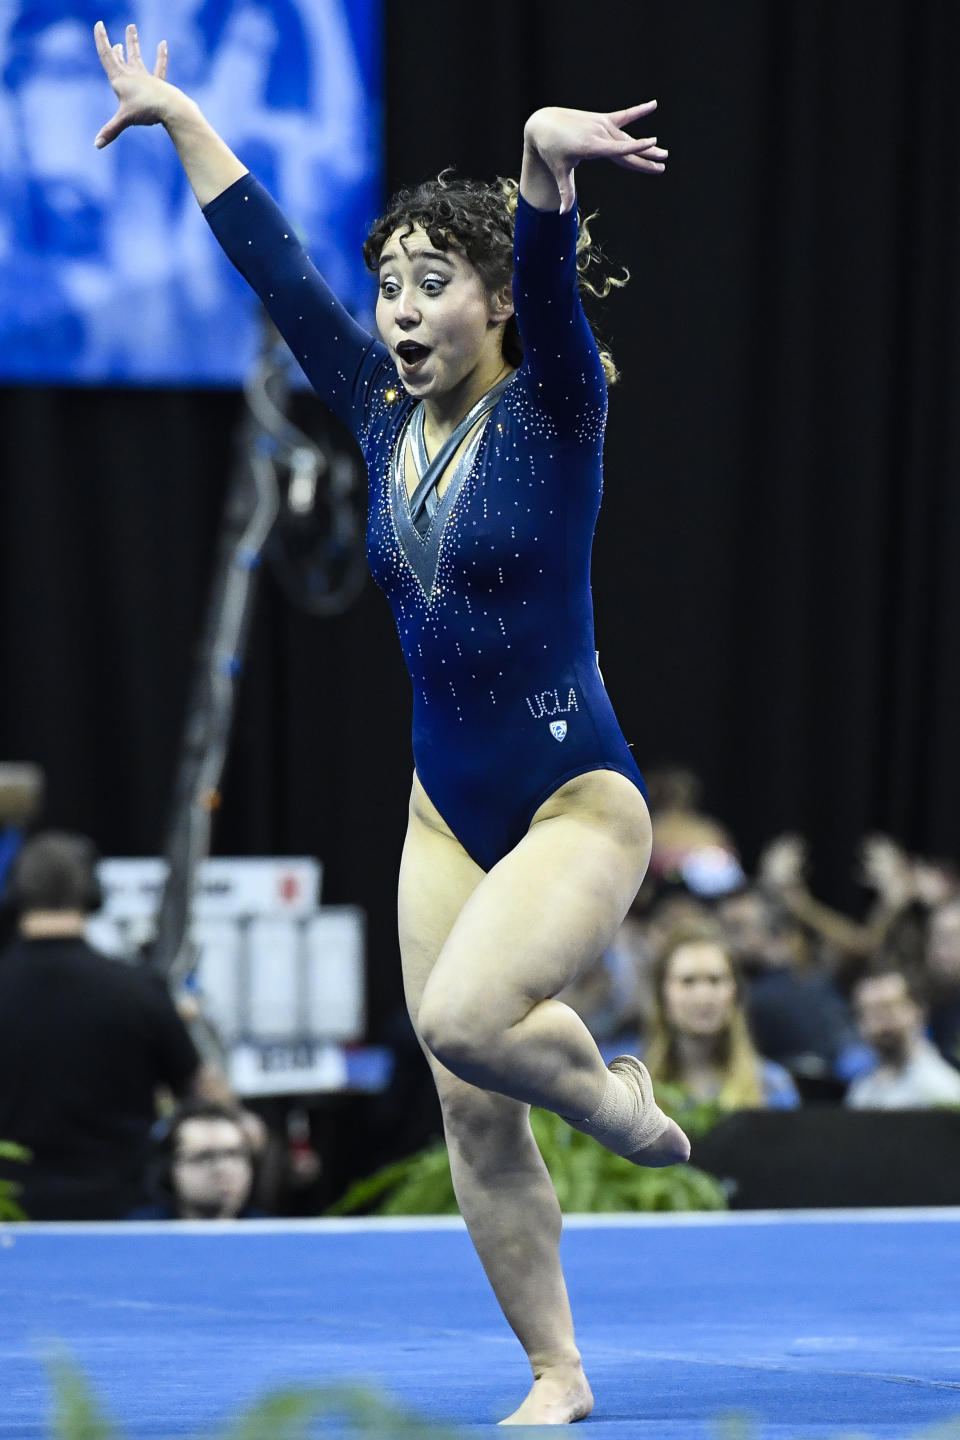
[229,1040,348,1098]
[87,858,367,1093]
[97,857,322,920]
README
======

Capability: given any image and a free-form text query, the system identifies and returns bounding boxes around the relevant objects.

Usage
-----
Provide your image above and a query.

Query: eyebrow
[378,248,455,271]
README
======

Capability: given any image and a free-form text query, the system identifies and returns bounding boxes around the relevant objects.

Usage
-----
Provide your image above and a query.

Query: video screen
[0,1,382,385]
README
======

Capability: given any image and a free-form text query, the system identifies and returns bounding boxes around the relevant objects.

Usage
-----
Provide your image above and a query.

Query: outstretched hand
[758,834,808,891]
[522,103,668,214]
[93,20,174,148]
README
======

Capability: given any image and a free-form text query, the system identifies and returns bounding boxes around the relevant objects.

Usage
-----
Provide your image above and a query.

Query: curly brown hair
[362,171,626,383]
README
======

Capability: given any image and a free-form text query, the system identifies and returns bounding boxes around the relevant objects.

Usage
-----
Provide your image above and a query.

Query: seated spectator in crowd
[130,1101,267,1220]
[925,899,960,1068]
[644,922,800,1111]
[716,884,863,1087]
[845,967,960,1108]
[0,831,207,1219]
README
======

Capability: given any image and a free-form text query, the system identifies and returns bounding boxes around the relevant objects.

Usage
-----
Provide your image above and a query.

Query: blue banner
[0,1,382,384]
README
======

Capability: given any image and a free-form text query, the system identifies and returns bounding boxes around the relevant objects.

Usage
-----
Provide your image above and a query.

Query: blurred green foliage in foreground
[46,1356,960,1440]
[0,1139,30,1221]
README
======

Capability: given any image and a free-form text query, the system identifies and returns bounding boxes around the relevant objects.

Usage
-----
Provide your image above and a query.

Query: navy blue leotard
[204,176,646,871]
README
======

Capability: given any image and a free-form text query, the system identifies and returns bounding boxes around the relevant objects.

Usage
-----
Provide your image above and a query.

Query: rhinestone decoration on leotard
[203,178,646,870]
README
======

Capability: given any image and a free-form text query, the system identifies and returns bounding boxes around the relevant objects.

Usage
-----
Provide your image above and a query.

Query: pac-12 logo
[549,720,568,742]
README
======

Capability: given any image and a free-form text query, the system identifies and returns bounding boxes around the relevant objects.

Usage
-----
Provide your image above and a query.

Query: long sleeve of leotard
[511,193,608,439]
[201,174,389,441]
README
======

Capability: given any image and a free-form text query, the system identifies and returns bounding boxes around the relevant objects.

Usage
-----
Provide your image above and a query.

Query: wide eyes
[379,273,448,299]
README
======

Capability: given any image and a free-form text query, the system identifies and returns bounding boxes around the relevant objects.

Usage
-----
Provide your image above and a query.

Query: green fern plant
[0,1140,30,1222]
[328,1094,728,1217]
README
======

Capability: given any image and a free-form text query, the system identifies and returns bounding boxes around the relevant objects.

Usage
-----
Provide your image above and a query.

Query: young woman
[645,923,800,1110]
[93,22,689,1425]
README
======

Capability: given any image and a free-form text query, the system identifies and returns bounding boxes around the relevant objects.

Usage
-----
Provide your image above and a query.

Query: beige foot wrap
[566,1056,670,1159]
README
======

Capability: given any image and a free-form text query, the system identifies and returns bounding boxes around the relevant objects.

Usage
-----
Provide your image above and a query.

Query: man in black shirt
[0,832,202,1219]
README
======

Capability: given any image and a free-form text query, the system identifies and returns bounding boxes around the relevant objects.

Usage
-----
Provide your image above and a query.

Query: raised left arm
[520,103,667,214]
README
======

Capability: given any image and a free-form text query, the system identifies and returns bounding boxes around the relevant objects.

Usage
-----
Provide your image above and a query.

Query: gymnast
[94,21,690,1425]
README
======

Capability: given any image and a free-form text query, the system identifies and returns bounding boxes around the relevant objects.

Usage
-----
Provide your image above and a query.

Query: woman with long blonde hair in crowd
[645,922,800,1110]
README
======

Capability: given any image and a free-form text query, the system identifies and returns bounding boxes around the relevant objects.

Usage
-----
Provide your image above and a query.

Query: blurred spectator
[0,830,207,1218]
[643,922,800,1111]
[0,762,44,948]
[758,832,921,970]
[129,1101,266,1220]
[716,885,861,1087]
[911,857,959,910]
[844,967,960,1109]
[558,941,648,1049]
[560,894,711,1051]
[925,898,960,1068]
[640,767,744,909]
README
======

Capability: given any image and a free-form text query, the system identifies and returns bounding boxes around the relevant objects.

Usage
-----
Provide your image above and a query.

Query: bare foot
[499,1363,594,1425]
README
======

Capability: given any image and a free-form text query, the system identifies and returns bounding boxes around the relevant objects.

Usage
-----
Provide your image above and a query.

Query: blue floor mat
[2,1211,959,1438]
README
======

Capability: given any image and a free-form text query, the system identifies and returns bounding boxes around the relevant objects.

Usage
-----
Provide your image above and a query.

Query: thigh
[398,772,486,1027]
[421,773,651,1034]
[399,778,531,1136]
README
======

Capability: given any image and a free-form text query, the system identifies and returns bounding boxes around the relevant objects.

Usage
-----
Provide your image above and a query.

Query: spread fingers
[93,20,121,74]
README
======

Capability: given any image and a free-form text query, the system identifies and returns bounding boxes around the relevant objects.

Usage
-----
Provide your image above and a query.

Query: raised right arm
[94,21,246,207]
[93,22,388,435]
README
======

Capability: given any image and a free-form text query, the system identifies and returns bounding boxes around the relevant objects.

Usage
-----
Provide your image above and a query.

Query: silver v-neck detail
[390,374,515,601]
[391,414,487,601]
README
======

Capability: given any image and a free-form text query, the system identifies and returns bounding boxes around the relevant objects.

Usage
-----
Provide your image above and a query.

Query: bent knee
[419,999,495,1076]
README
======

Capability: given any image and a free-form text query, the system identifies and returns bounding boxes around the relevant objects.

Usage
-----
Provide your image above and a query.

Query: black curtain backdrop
[1,1,958,1034]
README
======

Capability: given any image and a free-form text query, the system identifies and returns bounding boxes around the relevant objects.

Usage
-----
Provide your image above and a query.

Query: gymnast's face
[376,225,513,401]
[662,942,737,1038]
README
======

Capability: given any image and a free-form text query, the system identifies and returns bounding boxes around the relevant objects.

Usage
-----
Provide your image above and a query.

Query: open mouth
[396,341,432,369]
